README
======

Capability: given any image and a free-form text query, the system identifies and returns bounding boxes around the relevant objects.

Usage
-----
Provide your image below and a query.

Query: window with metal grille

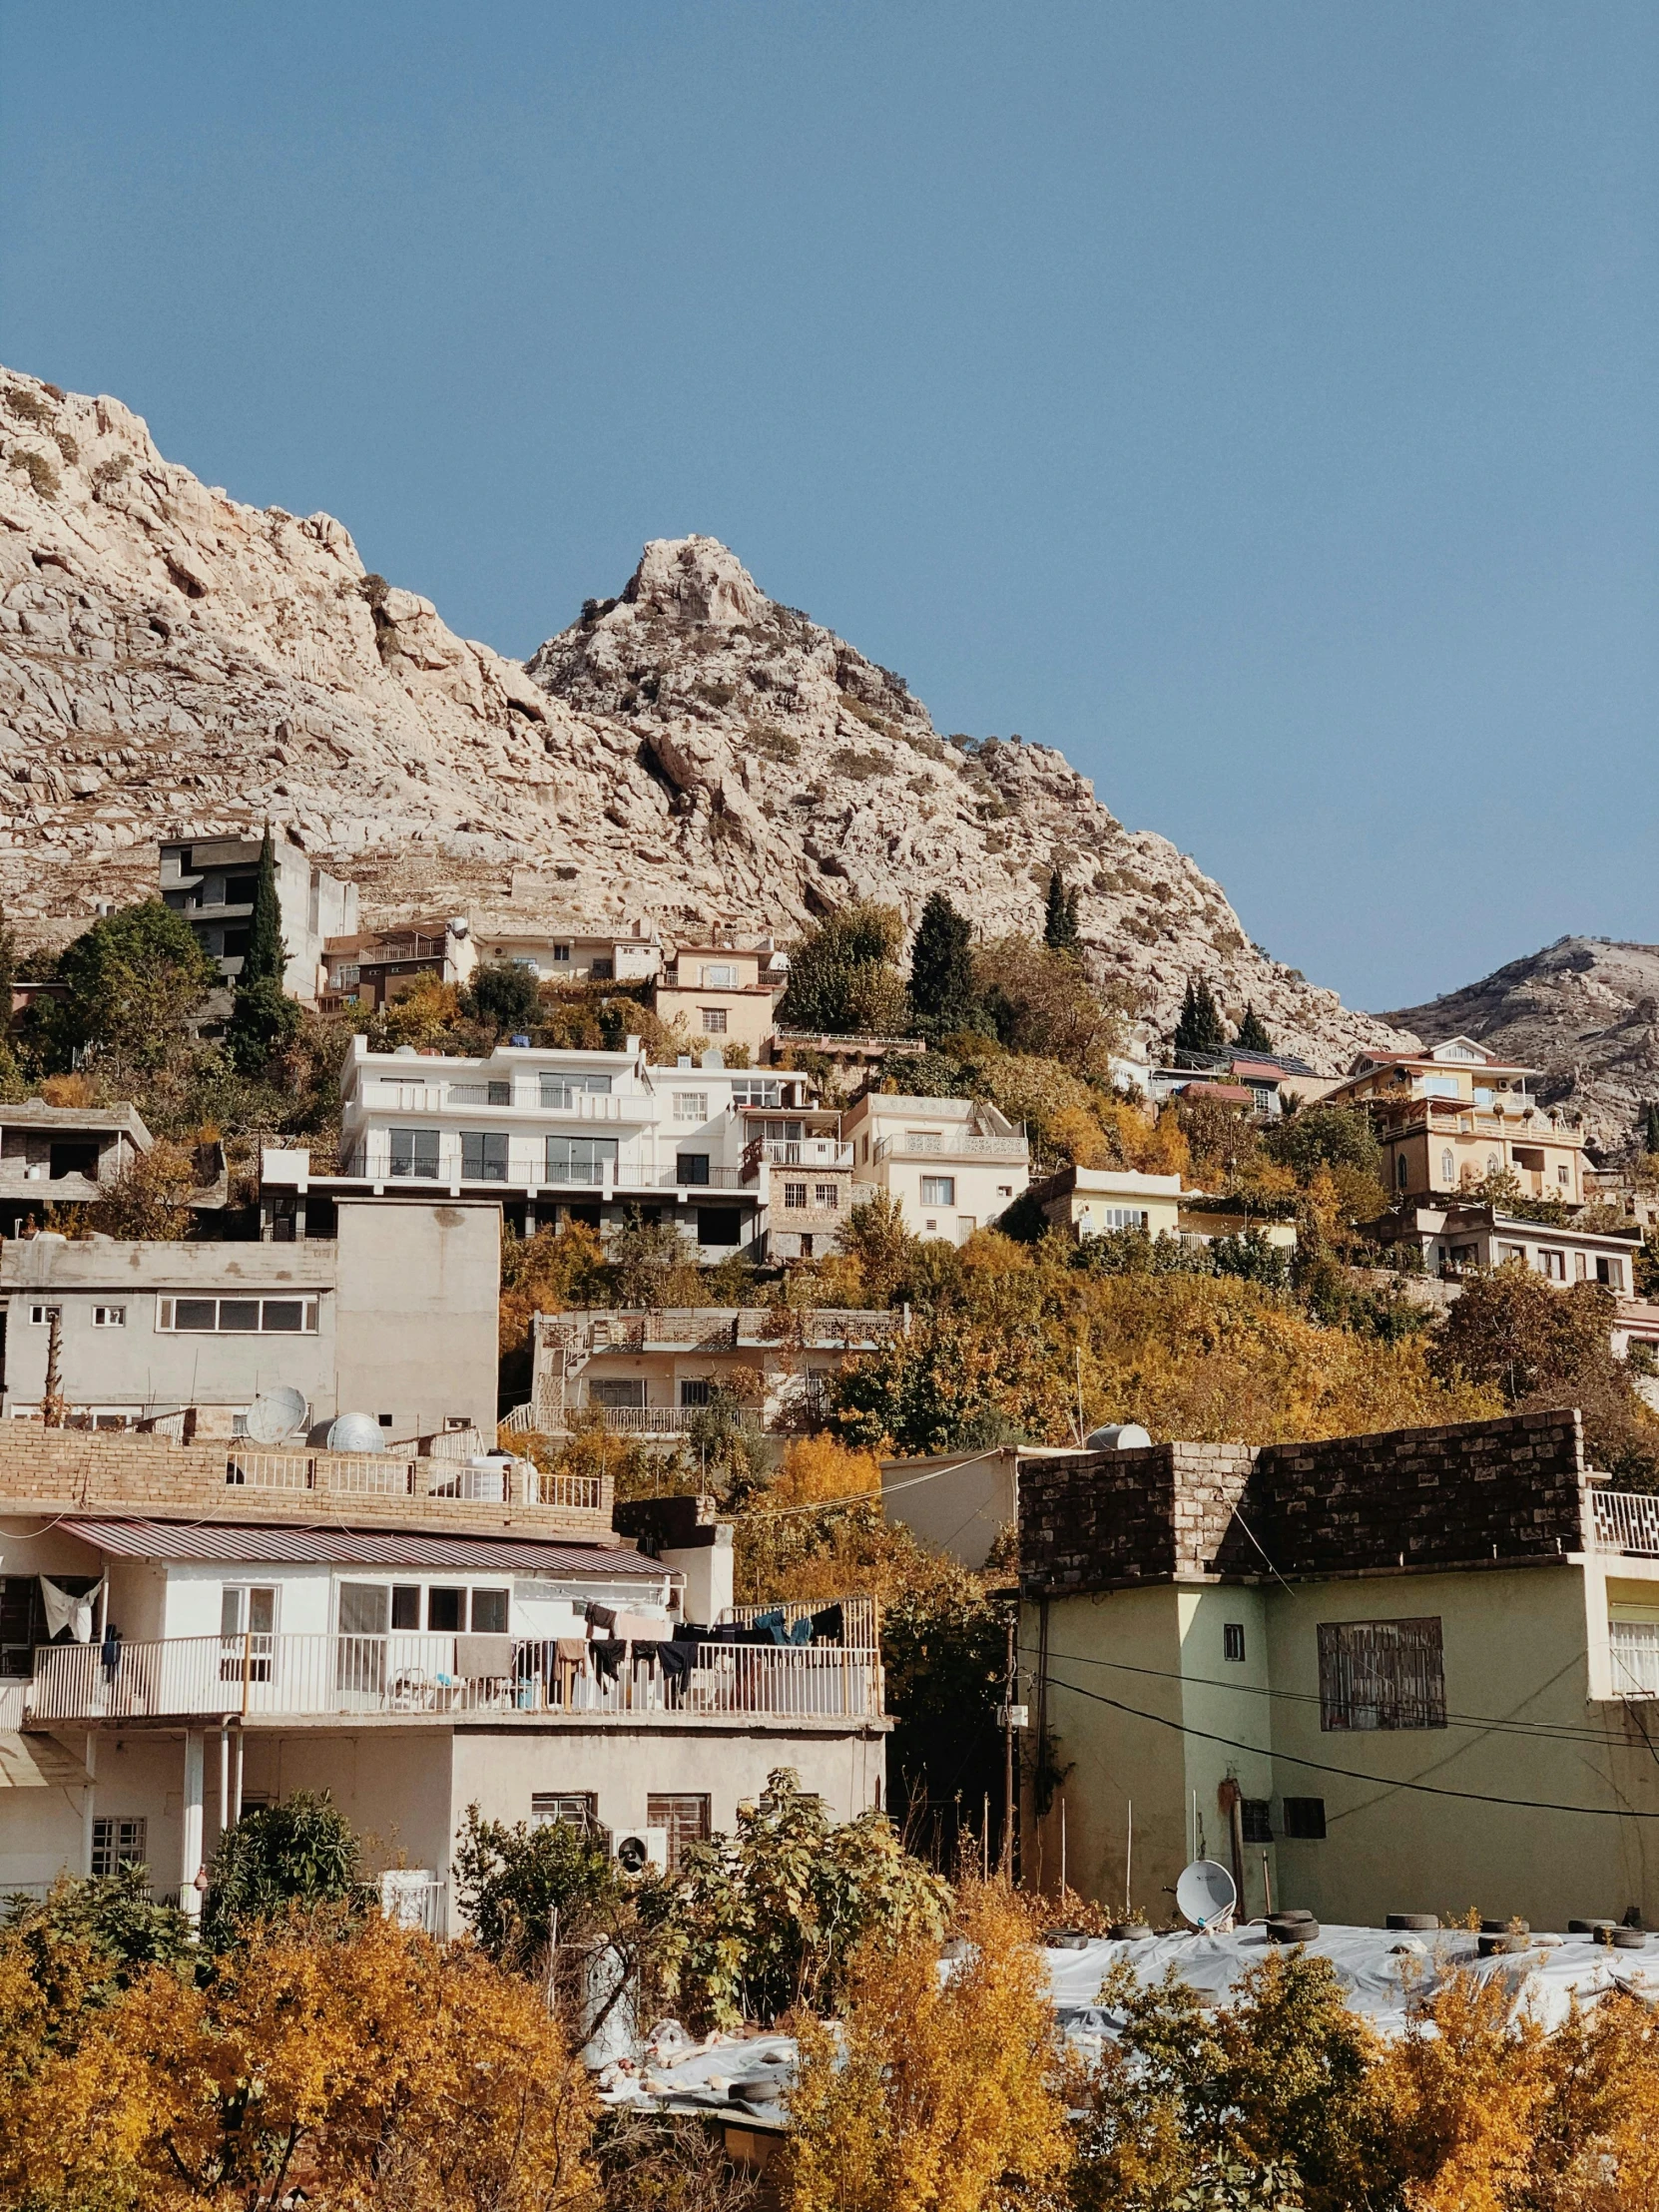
[91,1816,147,1878]
[679,1380,712,1407]
[461,1131,509,1182]
[700,1009,728,1033]
[532,1791,599,1833]
[815,1183,839,1209]
[1223,1622,1246,1663]
[648,1793,711,1871]
[1281,1797,1327,1840]
[591,1380,646,1408]
[784,1182,809,1208]
[1317,1618,1445,1731]
[1241,1799,1273,1843]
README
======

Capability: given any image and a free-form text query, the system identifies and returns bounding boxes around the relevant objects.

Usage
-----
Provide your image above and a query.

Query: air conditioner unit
[612,1827,669,1878]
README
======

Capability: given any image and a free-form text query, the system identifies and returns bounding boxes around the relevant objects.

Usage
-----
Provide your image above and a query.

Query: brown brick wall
[1020,1409,1588,1595]
[0,1425,617,1543]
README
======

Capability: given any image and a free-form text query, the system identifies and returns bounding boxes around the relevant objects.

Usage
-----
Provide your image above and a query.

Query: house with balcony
[1019,1408,1659,1934]
[0,1426,886,1917]
[1020,1164,1297,1259]
[1363,1200,1641,1290]
[517,1305,904,1442]
[1329,1037,1588,1203]
[650,938,789,1062]
[160,833,357,1002]
[320,916,478,1011]
[0,1198,500,1441]
[468,920,662,986]
[843,1093,1029,1241]
[0,1103,226,1237]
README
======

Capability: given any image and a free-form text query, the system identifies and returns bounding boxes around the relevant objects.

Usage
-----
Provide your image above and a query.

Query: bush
[464,960,543,1035]
[452,1805,621,1974]
[11,448,59,501]
[778,903,909,1035]
[201,1791,361,1948]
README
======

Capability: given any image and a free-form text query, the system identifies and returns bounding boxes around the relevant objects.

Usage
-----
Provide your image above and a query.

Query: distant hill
[1386,937,1659,1155]
[0,362,1412,1072]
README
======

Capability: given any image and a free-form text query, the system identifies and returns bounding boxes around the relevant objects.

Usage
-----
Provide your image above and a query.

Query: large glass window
[590,1379,647,1408]
[389,1128,440,1179]
[544,1135,618,1185]
[540,1073,614,1108]
[461,1131,509,1182]
[159,1298,320,1334]
[920,1176,956,1207]
[676,1154,711,1186]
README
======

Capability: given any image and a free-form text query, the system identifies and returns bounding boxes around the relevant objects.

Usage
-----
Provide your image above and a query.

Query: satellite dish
[1176,1859,1238,1931]
[245,1385,309,1444]
[326,1411,386,1453]
[1085,1422,1153,1452]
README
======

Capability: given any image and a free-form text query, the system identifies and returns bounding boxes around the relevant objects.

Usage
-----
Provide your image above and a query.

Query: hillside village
[10,373,1659,2206]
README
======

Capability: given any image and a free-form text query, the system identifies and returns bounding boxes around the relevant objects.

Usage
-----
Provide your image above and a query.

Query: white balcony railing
[872,1132,1028,1163]
[223,1449,605,1516]
[27,1634,883,1724]
[1589,1489,1659,1556]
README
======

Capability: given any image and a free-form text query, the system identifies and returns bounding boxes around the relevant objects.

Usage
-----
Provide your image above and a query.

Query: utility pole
[997,1610,1028,1878]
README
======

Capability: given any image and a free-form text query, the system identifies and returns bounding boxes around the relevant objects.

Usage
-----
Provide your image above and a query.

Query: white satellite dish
[326,1411,386,1454]
[245,1385,309,1444]
[1175,1858,1238,1931]
[1085,1422,1153,1452]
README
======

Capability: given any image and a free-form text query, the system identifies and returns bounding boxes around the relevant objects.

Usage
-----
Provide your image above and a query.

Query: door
[220,1585,276,1685]
[335,1581,389,1697]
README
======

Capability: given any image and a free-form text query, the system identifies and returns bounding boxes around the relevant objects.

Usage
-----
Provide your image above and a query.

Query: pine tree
[1173,976,1227,1060]
[908,892,977,1033]
[1043,867,1080,952]
[228,827,300,1070]
[1233,1003,1274,1054]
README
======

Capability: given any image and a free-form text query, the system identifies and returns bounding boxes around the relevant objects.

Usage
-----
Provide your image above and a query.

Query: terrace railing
[1589,1488,1659,1557]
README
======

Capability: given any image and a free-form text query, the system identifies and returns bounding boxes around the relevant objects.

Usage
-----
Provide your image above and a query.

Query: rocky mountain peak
[0,362,1413,1072]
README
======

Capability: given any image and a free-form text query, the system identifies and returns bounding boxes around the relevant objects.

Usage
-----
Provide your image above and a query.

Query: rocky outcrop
[0,363,1412,1071]
[1387,939,1659,1156]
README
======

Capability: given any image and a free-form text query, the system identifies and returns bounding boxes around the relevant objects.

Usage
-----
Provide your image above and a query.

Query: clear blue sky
[2,3,1653,1013]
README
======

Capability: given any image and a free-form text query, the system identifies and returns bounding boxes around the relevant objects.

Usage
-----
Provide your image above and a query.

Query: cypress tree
[1043,867,1080,952]
[1644,1101,1659,1158]
[1233,1003,1274,1054]
[908,892,977,1033]
[1173,976,1227,1060]
[228,827,300,1069]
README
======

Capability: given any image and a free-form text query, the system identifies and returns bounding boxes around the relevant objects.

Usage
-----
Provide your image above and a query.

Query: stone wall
[0,1425,617,1543]
[1020,1410,1588,1595]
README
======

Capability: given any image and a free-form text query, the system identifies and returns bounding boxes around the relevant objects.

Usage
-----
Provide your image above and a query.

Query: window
[702,962,738,987]
[1396,1155,1408,1190]
[471,1588,508,1634]
[1281,1798,1327,1840]
[1318,1618,1445,1731]
[1439,1150,1455,1185]
[544,1135,617,1185]
[1558,1164,1571,1186]
[648,1793,711,1871]
[333,962,360,986]
[591,1379,647,1408]
[1538,1249,1566,1281]
[674,1093,710,1122]
[700,1008,729,1034]
[49,1141,98,1180]
[1597,1256,1626,1290]
[1223,1622,1246,1663]
[733,1080,783,1107]
[532,1791,598,1833]
[158,1297,320,1334]
[461,1131,509,1182]
[91,1817,148,1878]
[540,1073,614,1108]
[1499,1244,1525,1266]
[1241,1800,1273,1844]
[449,1081,513,1106]
[0,1575,45,1678]
[920,1176,956,1207]
[679,1380,712,1407]
[589,958,613,981]
[676,1154,711,1186]
[427,1587,465,1632]
[389,1128,440,1179]
[696,1207,743,1247]
[92,1306,126,1329]
[784,1181,809,1208]
[220,1586,276,1682]
[815,1183,839,1209]
[1575,1252,1589,1282]
[1096,1207,1149,1232]
[1423,1075,1461,1098]
[551,944,571,963]
[1486,1154,1500,1175]
[390,1584,421,1631]
[27,1305,60,1327]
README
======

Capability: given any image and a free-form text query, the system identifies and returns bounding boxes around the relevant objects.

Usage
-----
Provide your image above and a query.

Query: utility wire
[1038,1667,1659,1820]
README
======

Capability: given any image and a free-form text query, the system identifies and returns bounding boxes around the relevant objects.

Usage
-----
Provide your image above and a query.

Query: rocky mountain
[0,362,1411,1071]
[1387,939,1659,1158]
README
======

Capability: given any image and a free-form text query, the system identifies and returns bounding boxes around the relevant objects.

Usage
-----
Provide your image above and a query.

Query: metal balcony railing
[27,1634,884,1724]
[1590,1488,1659,1556]
[872,1132,1028,1162]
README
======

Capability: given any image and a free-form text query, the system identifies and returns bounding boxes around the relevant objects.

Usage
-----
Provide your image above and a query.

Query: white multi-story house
[0,1430,886,1918]
[468,920,663,986]
[296,1039,842,1262]
[842,1093,1029,1242]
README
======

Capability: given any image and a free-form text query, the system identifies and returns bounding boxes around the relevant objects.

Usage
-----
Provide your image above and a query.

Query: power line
[1038,1666,1659,1820]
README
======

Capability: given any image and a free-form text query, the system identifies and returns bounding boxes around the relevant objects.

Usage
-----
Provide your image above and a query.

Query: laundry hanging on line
[40,1578,103,1644]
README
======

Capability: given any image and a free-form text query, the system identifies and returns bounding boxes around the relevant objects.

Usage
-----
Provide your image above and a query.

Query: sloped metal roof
[58,1519,661,1578]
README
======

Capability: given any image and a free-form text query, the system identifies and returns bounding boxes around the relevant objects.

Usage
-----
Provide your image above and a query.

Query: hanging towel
[788,1616,814,1646]
[656,1641,692,1692]
[40,1578,101,1644]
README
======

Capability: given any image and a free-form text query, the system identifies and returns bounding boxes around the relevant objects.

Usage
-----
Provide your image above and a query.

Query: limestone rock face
[0,364,1411,1071]
[1388,939,1659,1154]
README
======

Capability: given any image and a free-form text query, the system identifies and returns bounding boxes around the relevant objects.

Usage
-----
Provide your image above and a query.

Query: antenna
[1175,1858,1238,1933]
[245,1385,309,1444]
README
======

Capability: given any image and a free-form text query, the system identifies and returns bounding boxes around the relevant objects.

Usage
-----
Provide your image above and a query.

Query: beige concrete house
[320,916,478,1011]
[470,922,662,986]
[0,1200,501,1441]
[1367,1200,1642,1289]
[160,833,357,1003]
[1019,1410,1659,1932]
[516,1306,903,1442]
[650,939,788,1062]
[1330,1037,1588,1203]
[844,1092,1029,1242]
[0,1430,885,1916]
[0,1103,225,1237]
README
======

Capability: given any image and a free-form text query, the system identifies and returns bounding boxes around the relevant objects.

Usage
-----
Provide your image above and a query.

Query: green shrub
[11,449,58,501]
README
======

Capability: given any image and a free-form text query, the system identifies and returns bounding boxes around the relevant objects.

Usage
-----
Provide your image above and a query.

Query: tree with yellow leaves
[780,1877,1072,2212]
